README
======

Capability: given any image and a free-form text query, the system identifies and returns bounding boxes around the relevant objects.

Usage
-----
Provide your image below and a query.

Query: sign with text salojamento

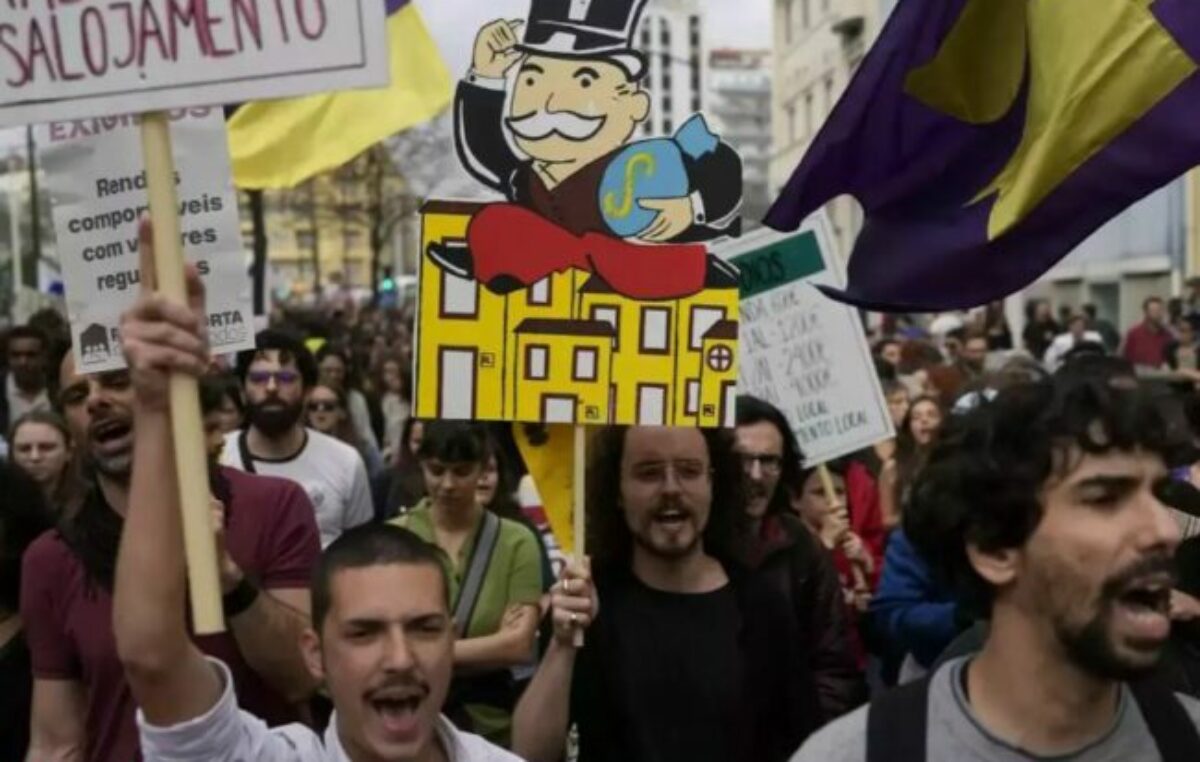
[728,217,894,466]
[0,0,388,127]
[39,108,254,372]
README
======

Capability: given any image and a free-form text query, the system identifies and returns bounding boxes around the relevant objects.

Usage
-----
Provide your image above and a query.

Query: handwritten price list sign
[724,218,894,466]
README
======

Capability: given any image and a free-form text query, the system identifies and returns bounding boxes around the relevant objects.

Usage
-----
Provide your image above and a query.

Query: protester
[392,421,543,745]
[306,384,385,480]
[110,265,519,761]
[793,376,1200,761]
[0,461,53,761]
[477,443,555,591]
[380,416,429,519]
[377,356,411,461]
[1123,296,1173,369]
[982,301,1013,351]
[1083,303,1121,353]
[957,331,989,379]
[207,372,246,434]
[734,396,866,718]
[1022,299,1060,361]
[1,325,52,433]
[316,343,381,453]
[1167,316,1200,377]
[1043,313,1105,371]
[22,234,324,762]
[879,396,945,531]
[222,330,373,547]
[9,409,77,511]
[875,338,902,373]
[513,425,812,761]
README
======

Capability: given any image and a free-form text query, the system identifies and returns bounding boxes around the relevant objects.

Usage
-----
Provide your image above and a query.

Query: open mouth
[90,418,132,450]
[653,509,690,528]
[367,687,426,740]
[1113,574,1173,642]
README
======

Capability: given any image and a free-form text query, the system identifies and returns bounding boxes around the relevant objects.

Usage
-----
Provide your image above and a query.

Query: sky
[0,0,772,154]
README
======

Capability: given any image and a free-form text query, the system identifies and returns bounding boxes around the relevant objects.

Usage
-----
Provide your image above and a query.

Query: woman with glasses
[305,385,384,481]
[391,421,543,747]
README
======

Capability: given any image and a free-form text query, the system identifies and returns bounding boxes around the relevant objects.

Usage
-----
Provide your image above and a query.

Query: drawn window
[641,307,671,354]
[442,271,477,317]
[527,345,548,380]
[574,348,598,381]
[686,380,701,415]
[529,278,551,306]
[690,307,725,351]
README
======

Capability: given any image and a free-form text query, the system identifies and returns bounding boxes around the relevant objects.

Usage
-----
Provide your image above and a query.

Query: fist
[473,19,524,79]
[549,559,598,648]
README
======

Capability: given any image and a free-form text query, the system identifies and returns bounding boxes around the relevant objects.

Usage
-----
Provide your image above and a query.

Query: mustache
[1101,554,1177,599]
[506,109,605,140]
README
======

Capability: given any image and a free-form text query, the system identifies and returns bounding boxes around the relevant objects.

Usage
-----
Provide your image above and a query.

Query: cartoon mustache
[506,109,606,140]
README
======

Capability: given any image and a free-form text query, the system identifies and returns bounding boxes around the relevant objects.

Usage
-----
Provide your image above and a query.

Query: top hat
[520,0,650,79]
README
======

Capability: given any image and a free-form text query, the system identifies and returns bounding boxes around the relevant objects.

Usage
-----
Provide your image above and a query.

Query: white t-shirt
[221,428,373,547]
[139,659,522,762]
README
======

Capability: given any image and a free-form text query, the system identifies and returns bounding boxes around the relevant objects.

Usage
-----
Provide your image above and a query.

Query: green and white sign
[722,213,894,465]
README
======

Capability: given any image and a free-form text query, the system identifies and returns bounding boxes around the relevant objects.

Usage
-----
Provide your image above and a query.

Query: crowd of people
[5,239,1200,761]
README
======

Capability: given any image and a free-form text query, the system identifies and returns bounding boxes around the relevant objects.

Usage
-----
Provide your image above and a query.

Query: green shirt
[391,501,543,744]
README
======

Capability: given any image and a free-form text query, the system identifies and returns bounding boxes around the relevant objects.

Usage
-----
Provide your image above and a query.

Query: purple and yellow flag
[765,0,1200,311]
[227,0,452,189]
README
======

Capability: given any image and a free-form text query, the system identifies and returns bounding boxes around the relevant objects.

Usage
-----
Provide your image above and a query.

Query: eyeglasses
[740,454,784,475]
[628,460,711,489]
[307,401,339,413]
[247,370,300,387]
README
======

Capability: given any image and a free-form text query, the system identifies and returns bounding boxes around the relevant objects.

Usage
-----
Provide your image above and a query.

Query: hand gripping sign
[1,0,388,634]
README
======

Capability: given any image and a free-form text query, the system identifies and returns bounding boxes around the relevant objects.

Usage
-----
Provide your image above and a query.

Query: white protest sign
[39,107,253,372]
[0,0,388,127]
[726,215,894,466]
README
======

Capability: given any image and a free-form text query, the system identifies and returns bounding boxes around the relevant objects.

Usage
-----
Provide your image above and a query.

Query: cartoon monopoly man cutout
[429,0,744,300]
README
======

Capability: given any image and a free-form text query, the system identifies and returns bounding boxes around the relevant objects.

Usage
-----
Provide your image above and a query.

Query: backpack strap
[867,676,932,762]
[453,511,502,639]
[1130,677,1200,762]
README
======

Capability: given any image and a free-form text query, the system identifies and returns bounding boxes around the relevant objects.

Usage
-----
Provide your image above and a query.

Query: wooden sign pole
[573,425,587,648]
[140,112,225,635]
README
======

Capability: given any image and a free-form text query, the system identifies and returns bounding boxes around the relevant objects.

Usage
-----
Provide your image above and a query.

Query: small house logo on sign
[80,323,113,367]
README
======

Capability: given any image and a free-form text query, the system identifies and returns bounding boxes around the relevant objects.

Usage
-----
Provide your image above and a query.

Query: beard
[1052,554,1176,681]
[247,398,304,438]
[630,496,705,560]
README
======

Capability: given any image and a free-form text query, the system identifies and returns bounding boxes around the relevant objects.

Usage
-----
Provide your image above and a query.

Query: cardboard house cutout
[413,0,744,426]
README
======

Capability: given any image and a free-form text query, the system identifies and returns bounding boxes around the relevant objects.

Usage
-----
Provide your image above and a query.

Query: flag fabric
[514,424,577,556]
[227,0,453,189]
[765,0,1200,312]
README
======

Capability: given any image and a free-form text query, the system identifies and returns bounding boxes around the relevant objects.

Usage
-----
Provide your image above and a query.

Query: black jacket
[748,513,868,723]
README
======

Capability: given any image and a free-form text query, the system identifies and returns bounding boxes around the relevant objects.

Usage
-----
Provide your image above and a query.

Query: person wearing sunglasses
[305,385,384,482]
[223,330,373,548]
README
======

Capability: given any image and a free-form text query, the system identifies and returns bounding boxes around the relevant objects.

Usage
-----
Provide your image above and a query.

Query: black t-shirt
[572,567,804,762]
[0,629,32,761]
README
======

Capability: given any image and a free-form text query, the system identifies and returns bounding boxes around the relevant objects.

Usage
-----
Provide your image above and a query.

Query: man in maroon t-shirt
[20,346,322,762]
[1122,296,1173,369]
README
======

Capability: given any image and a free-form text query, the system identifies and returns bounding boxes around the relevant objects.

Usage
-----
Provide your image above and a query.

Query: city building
[769,0,889,259]
[638,0,706,138]
[706,49,773,226]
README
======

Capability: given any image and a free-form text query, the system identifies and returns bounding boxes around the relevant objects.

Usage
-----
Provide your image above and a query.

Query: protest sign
[728,214,894,466]
[0,0,388,127]
[39,107,253,373]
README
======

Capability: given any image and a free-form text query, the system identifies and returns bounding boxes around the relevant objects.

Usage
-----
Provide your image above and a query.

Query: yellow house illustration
[414,200,740,427]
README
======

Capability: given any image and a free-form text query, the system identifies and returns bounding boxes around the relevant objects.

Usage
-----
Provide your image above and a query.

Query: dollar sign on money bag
[599,137,690,238]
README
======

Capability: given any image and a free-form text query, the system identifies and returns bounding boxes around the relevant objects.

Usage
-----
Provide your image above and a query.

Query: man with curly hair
[793,376,1200,760]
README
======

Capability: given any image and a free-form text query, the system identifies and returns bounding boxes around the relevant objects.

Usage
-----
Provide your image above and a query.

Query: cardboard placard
[39,107,254,372]
[730,215,895,466]
[0,0,388,127]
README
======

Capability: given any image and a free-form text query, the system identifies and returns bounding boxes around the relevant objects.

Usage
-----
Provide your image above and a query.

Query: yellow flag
[227,3,453,189]
[514,423,577,556]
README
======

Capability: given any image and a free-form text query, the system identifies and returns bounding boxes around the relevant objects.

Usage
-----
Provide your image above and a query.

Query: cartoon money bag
[428,0,744,301]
